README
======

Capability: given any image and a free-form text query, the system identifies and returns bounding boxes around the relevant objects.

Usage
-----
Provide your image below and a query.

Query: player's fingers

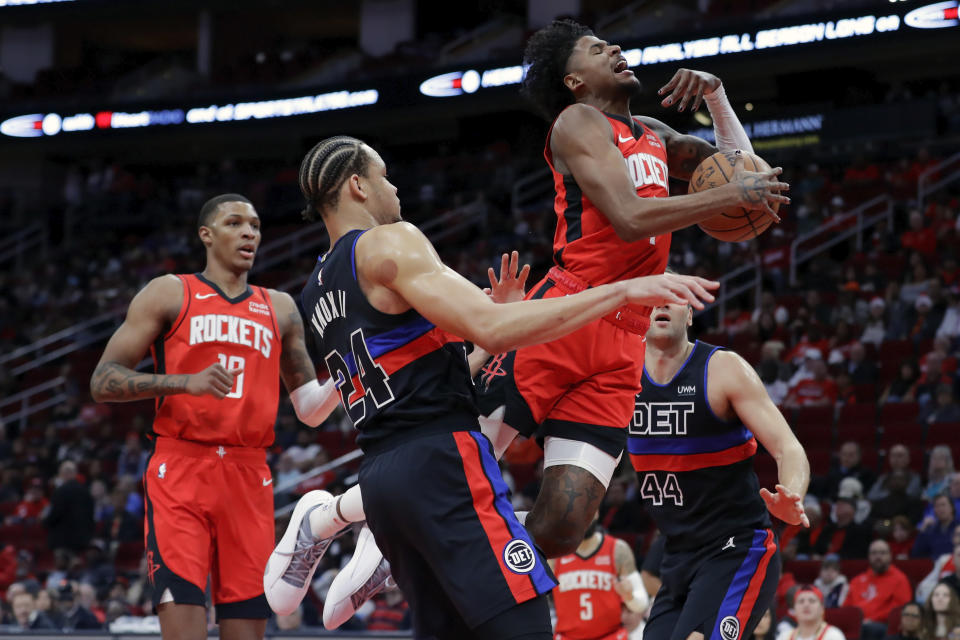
[771,194,792,206]
[732,150,744,175]
[228,366,244,376]
[759,487,773,502]
[675,284,706,310]
[770,180,791,193]
[488,267,497,289]
[761,202,782,223]
[518,264,531,287]
[685,280,716,303]
[692,87,705,112]
[499,253,510,281]
[509,251,519,277]
[691,276,720,290]
[801,513,811,528]
[210,388,226,399]
[766,166,784,177]
[211,368,232,385]
[677,79,697,111]
[664,74,692,108]
[658,70,682,95]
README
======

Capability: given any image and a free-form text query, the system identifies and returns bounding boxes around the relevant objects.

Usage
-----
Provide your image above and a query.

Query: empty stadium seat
[879,422,918,450]
[838,403,876,427]
[880,402,920,426]
[926,422,960,448]
[825,606,863,640]
[897,558,934,589]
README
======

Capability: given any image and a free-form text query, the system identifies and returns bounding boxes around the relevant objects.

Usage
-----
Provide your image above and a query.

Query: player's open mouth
[654,312,671,323]
[614,59,632,76]
[239,246,256,259]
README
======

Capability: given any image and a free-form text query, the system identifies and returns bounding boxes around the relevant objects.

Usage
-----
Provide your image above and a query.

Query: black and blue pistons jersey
[301,228,480,452]
[628,341,771,550]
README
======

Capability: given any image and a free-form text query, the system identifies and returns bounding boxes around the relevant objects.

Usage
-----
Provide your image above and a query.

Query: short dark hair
[298,136,370,221]
[198,194,253,229]
[520,19,594,121]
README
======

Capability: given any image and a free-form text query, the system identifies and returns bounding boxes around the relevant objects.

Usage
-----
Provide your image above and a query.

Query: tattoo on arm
[665,135,716,181]
[91,361,188,402]
[280,311,317,391]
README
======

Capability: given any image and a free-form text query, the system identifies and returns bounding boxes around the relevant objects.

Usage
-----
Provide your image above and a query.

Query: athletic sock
[309,485,365,539]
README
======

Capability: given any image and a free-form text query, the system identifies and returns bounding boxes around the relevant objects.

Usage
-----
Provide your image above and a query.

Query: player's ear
[198,225,213,248]
[686,304,693,327]
[347,173,368,203]
[563,72,584,94]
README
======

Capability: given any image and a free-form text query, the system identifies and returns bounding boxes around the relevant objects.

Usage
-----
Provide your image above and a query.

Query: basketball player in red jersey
[90,194,340,640]
[550,517,646,640]
[470,20,792,559]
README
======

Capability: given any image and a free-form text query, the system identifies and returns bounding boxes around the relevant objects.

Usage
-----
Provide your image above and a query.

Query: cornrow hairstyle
[198,193,253,229]
[299,136,370,221]
[520,19,594,122]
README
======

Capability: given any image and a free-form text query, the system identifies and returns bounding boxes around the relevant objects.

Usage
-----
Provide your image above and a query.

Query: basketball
[688,150,779,242]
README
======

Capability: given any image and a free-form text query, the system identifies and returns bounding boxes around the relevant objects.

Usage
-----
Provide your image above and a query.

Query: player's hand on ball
[731,151,790,223]
[484,251,531,304]
[760,484,810,527]
[187,362,244,399]
[658,68,721,112]
[624,273,719,310]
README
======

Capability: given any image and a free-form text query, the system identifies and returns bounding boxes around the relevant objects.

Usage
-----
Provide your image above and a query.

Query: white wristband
[289,378,340,427]
[703,84,753,154]
[621,571,649,612]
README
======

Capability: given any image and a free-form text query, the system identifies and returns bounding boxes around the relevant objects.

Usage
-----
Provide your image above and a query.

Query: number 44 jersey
[628,341,771,550]
[301,228,480,452]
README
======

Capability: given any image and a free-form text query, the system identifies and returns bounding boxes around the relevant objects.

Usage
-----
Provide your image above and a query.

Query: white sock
[309,485,365,539]
[478,406,519,460]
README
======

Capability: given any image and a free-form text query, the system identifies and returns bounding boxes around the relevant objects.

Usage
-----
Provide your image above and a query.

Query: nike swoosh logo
[618,134,634,143]
[262,478,273,486]
[195,293,217,300]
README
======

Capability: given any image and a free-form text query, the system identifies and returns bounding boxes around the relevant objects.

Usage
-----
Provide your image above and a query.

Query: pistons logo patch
[503,539,536,574]
[720,616,741,640]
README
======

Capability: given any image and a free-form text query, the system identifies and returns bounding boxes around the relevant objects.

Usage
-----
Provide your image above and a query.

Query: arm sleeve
[703,84,753,154]
[289,378,340,427]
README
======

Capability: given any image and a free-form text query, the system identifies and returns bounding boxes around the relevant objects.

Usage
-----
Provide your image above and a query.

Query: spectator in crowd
[775,585,845,640]
[902,210,938,258]
[11,590,58,630]
[750,606,777,640]
[937,290,960,344]
[9,478,48,524]
[862,297,889,346]
[914,495,960,559]
[871,471,925,522]
[847,540,913,640]
[915,354,955,407]
[921,475,960,523]
[785,358,838,408]
[819,442,876,501]
[941,545,960,599]
[921,582,960,640]
[43,460,94,553]
[882,361,921,405]
[813,556,849,608]
[795,500,826,559]
[835,477,872,523]
[54,580,101,630]
[917,532,960,603]
[925,447,957,502]
[758,341,790,405]
[886,601,923,640]
[114,432,147,478]
[846,341,879,385]
[870,445,924,500]
[599,476,650,536]
[890,515,920,559]
[816,496,873,558]
[910,294,945,345]
[364,589,411,631]
[920,386,960,425]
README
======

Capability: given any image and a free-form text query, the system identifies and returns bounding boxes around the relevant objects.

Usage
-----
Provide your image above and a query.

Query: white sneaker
[264,490,337,615]
[323,524,395,629]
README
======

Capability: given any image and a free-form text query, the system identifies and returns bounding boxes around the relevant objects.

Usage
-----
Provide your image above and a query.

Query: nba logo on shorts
[503,539,535,574]
[720,616,741,640]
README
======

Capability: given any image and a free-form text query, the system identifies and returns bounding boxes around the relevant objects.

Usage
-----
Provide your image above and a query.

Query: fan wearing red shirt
[785,360,838,408]
[846,540,912,638]
[901,210,937,258]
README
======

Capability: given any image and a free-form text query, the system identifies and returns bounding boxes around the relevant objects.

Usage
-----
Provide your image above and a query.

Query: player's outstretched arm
[551,105,788,241]
[711,350,811,527]
[656,68,753,155]
[357,223,717,355]
[270,290,339,427]
[90,276,242,402]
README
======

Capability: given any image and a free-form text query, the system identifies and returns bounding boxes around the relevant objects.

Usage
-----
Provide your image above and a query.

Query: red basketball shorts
[143,437,274,619]
[501,274,646,458]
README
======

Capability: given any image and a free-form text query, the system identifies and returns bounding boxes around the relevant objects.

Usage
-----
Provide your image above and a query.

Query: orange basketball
[688,150,779,242]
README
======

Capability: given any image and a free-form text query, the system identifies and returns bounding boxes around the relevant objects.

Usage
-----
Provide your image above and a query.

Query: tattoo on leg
[527,465,607,557]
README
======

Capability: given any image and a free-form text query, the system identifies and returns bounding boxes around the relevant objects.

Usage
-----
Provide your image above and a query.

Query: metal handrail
[0,376,67,431]
[694,257,762,320]
[789,194,894,287]
[273,448,365,517]
[511,167,552,213]
[0,224,45,271]
[918,150,960,211]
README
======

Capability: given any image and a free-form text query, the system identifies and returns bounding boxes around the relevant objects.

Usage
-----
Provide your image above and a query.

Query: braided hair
[299,136,370,221]
[520,19,594,122]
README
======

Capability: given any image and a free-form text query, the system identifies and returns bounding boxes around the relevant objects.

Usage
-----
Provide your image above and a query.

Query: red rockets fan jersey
[150,274,281,448]
[553,534,625,640]
[545,106,671,316]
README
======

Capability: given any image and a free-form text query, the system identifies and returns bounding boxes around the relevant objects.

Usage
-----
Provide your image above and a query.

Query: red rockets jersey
[545,107,672,318]
[553,534,624,640]
[150,274,281,448]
